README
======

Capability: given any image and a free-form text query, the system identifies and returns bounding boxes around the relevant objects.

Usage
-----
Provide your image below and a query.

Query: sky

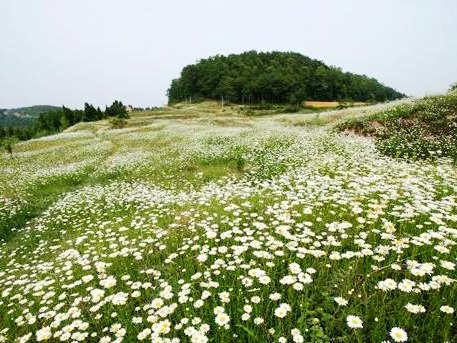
[1,0,456,109]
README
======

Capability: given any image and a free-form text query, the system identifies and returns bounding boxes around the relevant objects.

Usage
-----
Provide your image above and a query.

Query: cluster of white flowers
[213,307,230,328]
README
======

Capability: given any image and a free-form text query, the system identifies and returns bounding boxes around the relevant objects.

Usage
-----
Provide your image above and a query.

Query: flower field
[0,100,456,342]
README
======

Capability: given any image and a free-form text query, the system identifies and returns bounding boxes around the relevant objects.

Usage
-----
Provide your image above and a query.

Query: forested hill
[0,105,60,127]
[167,51,405,105]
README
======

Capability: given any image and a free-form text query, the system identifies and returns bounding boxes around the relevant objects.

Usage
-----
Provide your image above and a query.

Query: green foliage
[168,51,405,105]
[106,100,129,119]
[0,105,60,128]
[0,136,18,154]
[337,92,457,161]
[0,100,129,145]
[83,103,103,122]
[109,117,128,129]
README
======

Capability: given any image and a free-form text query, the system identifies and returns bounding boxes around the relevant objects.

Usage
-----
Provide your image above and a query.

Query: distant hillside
[0,105,60,127]
[168,51,405,105]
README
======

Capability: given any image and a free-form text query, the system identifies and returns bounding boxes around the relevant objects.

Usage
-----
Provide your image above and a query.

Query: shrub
[109,117,127,129]
[1,137,18,155]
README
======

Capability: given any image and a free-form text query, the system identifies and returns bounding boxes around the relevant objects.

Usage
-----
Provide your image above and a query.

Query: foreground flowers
[0,101,456,342]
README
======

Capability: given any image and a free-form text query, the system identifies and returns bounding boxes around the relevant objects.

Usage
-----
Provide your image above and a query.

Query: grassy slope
[336,91,457,161]
[0,100,456,342]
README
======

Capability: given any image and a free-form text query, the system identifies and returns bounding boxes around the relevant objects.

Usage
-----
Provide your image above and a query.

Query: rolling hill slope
[337,90,457,161]
[0,98,456,342]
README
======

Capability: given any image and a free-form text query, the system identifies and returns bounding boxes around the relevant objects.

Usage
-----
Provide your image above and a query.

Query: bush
[1,137,19,155]
[109,117,127,129]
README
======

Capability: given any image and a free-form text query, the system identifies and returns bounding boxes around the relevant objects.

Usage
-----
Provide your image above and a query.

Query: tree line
[167,51,405,106]
[0,100,128,146]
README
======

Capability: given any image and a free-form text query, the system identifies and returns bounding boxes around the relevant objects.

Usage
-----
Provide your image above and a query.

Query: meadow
[0,99,456,342]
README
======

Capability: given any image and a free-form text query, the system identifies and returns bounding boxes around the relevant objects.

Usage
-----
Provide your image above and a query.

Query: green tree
[97,107,104,119]
[83,103,98,122]
[59,113,69,129]
[289,88,307,111]
[106,101,129,119]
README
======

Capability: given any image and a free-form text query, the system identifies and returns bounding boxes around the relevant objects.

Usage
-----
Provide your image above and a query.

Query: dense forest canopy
[168,51,405,105]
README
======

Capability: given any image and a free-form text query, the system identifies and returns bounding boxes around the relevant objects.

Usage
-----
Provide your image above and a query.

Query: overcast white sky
[1,0,456,108]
